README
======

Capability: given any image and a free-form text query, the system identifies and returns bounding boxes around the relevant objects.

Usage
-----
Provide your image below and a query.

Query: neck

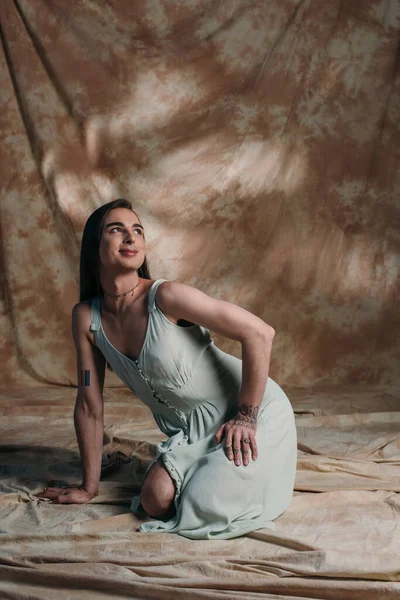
[100,270,141,314]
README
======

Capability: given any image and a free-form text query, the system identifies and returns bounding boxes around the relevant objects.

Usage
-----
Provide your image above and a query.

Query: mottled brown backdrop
[1,0,399,389]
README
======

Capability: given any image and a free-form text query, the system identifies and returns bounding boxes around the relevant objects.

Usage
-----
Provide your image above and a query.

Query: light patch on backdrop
[152,234,186,277]
[213,17,267,69]
[157,142,216,188]
[138,0,169,34]
[234,102,260,135]
[333,179,366,205]
[342,240,399,300]
[104,66,206,140]
[50,170,118,219]
[84,115,107,167]
[156,135,307,198]
[222,137,307,196]
[89,172,120,204]
[209,7,284,73]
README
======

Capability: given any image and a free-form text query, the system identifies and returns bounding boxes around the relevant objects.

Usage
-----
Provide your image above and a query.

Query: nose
[124,232,134,244]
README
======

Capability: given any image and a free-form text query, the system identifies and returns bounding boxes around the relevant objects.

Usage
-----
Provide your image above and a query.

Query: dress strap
[89,297,101,331]
[148,279,168,313]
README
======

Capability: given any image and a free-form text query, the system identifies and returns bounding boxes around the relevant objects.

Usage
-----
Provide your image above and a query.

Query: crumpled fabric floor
[1,385,399,599]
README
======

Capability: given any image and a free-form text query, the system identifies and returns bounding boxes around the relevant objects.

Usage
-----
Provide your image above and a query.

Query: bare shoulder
[156,280,210,318]
[157,279,202,295]
[72,300,94,343]
[72,300,92,322]
[157,279,205,303]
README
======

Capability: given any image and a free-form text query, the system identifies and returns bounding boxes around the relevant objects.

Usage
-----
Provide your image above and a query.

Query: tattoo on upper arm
[81,370,90,386]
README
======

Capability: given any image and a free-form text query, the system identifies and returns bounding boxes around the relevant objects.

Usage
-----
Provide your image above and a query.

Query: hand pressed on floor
[34,486,97,504]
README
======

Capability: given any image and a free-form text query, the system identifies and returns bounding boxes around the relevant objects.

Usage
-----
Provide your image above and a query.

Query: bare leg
[141,459,176,519]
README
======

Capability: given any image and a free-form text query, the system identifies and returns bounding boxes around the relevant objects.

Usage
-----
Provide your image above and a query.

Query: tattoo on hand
[233,418,257,429]
[235,404,259,428]
[81,370,90,386]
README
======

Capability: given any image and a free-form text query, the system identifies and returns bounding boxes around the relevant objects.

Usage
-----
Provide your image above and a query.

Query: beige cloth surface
[0,385,399,598]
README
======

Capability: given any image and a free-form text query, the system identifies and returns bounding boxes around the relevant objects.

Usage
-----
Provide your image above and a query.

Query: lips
[119,250,138,256]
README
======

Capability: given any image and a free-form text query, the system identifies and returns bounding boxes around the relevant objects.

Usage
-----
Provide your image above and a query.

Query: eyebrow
[104,221,144,231]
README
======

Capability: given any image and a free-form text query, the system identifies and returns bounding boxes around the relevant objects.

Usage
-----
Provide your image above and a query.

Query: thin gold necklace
[103,280,140,304]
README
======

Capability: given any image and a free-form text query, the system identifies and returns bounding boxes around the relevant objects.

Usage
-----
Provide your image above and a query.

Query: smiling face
[99,207,146,273]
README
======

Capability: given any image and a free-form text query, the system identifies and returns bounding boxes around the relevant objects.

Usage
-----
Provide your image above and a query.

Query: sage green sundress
[90,279,297,540]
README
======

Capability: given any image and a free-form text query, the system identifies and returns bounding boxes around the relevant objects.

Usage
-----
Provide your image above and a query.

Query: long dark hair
[79,199,151,372]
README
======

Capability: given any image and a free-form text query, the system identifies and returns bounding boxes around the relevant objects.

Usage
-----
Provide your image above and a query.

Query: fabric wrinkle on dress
[90,279,297,540]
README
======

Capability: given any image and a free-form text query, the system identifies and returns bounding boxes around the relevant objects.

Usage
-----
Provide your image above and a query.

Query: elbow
[258,322,275,340]
[242,323,275,345]
[75,394,103,421]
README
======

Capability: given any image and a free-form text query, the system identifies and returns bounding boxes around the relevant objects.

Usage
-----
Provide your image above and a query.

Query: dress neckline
[98,279,159,364]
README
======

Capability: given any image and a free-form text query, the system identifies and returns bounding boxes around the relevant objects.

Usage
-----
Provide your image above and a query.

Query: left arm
[156,280,275,466]
[236,330,274,419]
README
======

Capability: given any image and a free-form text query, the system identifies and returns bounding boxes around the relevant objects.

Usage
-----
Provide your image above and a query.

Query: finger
[233,430,242,466]
[215,423,225,444]
[34,492,52,499]
[242,437,251,466]
[35,487,64,498]
[34,487,59,495]
[34,489,49,497]
[250,435,258,461]
[225,426,234,461]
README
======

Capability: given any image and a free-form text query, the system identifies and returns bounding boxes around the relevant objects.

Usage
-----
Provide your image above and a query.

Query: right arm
[35,302,106,504]
[72,302,106,497]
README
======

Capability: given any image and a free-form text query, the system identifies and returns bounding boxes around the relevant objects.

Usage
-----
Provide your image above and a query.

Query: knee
[141,482,175,519]
[141,462,175,519]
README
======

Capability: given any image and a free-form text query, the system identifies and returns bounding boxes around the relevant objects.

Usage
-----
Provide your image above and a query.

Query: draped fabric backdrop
[1,0,399,389]
[1,2,400,599]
